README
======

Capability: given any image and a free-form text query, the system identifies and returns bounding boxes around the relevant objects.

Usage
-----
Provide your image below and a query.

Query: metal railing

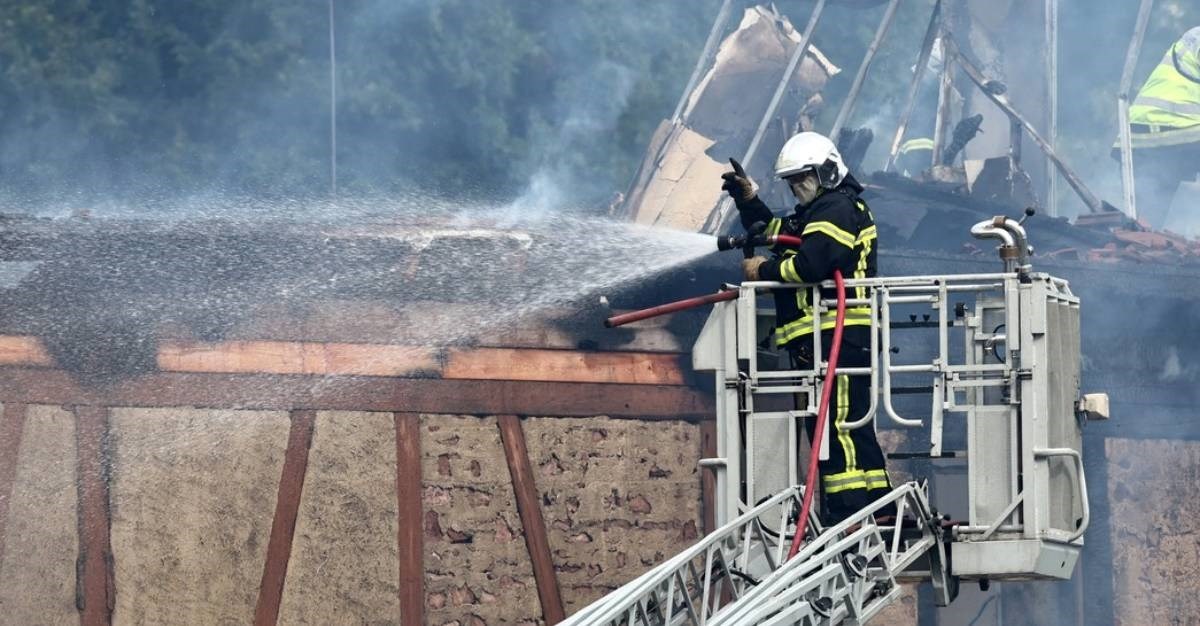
[561,481,948,626]
[738,272,1028,435]
[558,486,821,626]
[711,482,949,625]
[697,267,1087,548]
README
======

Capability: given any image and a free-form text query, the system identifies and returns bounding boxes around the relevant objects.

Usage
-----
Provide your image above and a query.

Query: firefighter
[896,137,935,178]
[721,131,892,524]
[1121,26,1200,228]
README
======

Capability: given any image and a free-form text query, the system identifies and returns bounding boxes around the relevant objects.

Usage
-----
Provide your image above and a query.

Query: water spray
[604,224,804,327]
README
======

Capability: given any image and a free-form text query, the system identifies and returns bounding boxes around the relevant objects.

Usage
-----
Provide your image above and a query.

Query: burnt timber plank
[440,347,685,385]
[393,413,423,626]
[498,414,565,624]
[700,419,717,535]
[157,341,440,378]
[74,406,114,626]
[253,410,316,626]
[3,335,687,386]
[0,336,51,366]
[0,368,713,420]
[158,341,685,386]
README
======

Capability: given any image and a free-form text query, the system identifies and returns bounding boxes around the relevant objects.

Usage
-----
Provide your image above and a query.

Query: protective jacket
[1129,27,1200,148]
[896,137,934,177]
[737,174,877,347]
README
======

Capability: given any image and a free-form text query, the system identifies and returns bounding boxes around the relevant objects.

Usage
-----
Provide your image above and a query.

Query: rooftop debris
[617,5,840,231]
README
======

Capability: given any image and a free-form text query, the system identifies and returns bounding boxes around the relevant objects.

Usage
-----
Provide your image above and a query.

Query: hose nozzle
[716,227,803,258]
[716,234,747,252]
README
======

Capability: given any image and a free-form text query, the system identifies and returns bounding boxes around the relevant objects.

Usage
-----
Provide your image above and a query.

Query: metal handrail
[880,285,926,426]
[741,275,1015,431]
[1033,447,1090,542]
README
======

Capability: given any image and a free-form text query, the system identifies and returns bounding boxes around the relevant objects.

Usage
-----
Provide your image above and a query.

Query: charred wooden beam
[253,410,316,626]
[700,419,717,535]
[498,415,565,624]
[394,413,424,626]
[2,334,688,387]
[0,369,713,420]
[74,405,114,626]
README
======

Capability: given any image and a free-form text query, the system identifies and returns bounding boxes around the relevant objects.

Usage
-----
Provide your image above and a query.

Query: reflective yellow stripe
[1134,95,1200,116]
[1126,123,1200,148]
[780,257,803,283]
[899,137,934,153]
[864,469,889,490]
[766,218,783,252]
[825,480,868,494]
[822,469,887,493]
[823,469,864,485]
[774,309,873,345]
[836,374,856,472]
[823,468,867,493]
[855,229,873,301]
[802,221,856,249]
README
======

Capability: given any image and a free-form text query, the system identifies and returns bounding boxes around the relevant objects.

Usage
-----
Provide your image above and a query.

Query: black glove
[721,158,758,205]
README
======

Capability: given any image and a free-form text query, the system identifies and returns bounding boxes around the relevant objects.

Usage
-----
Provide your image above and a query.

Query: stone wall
[523,417,702,614]
[1107,438,1200,625]
[0,406,706,625]
[420,415,704,624]
[421,414,542,625]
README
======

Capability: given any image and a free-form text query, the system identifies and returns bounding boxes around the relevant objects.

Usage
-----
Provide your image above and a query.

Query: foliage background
[0,0,1196,215]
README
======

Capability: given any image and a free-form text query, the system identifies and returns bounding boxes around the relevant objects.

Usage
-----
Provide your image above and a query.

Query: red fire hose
[787,269,846,559]
[770,234,804,248]
[604,289,738,327]
[605,233,806,328]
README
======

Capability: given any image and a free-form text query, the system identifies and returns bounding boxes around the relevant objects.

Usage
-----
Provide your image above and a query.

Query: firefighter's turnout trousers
[791,325,893,524]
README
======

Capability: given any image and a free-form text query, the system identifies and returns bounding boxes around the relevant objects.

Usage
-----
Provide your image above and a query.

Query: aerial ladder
[580,215,1108,625]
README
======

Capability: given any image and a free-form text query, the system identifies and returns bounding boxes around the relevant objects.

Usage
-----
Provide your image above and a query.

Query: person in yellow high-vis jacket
[1121,27,1200,227]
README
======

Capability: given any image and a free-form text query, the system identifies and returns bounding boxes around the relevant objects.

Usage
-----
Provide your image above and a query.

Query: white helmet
[773,131,848,189]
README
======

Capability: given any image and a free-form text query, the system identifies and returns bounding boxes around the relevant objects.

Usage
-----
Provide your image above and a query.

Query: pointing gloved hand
[742,256,767,281]
[721,158,759,204]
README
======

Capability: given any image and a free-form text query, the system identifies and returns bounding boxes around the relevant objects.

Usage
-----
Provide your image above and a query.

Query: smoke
[510,60,638,217]
[0,0,718,215]
[0,0,1196,217]
[1054,0,1200,216]
[780,4,1200,624]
